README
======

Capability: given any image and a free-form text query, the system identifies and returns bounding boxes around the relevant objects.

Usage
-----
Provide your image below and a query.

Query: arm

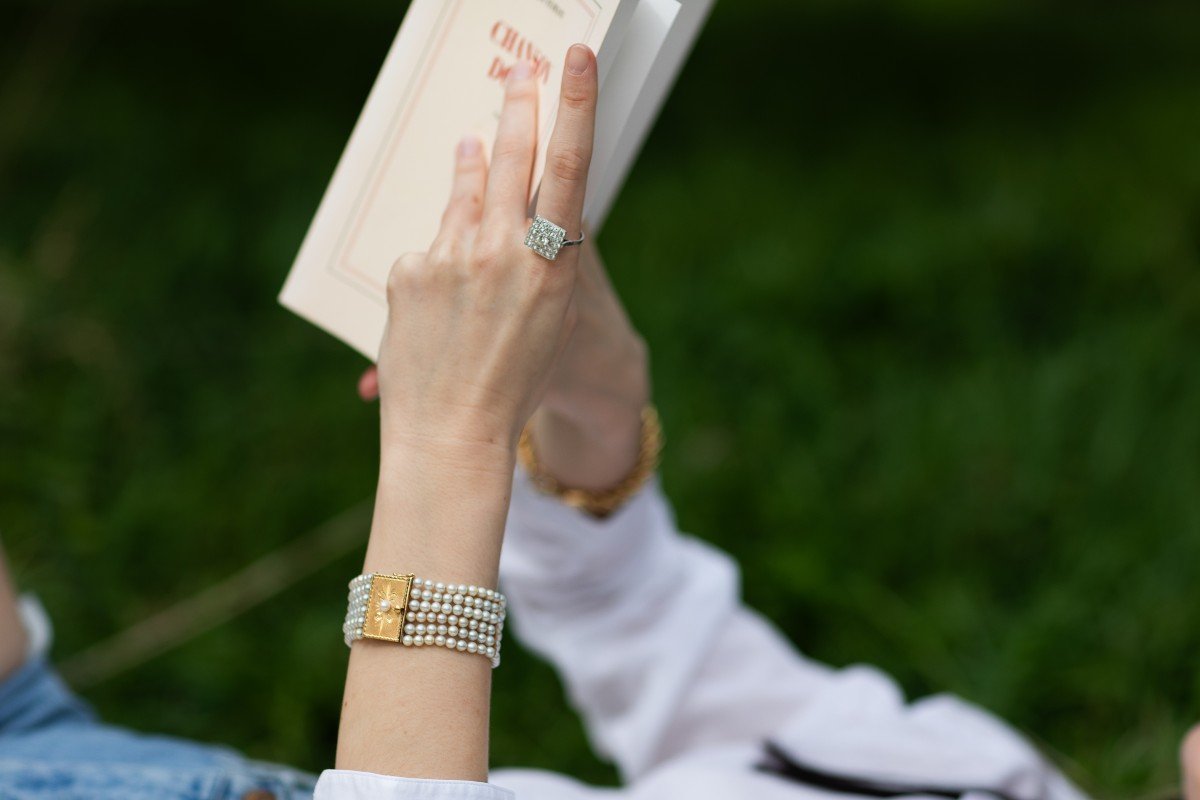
[500,471,833,779]
[0,545,29,683]
[323,45,600,791]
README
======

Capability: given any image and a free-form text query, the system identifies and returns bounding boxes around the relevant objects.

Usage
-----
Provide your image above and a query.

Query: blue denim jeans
[0,656,316,800]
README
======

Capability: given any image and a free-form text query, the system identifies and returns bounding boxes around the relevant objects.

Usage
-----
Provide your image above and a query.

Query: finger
[533,45,597,240]
[436,136,488,242]
[481,61,539,226]
[357,367,379,402]
[1184,725,1200,800]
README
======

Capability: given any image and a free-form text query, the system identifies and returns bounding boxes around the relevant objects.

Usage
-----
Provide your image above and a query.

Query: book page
[583,0,681,228]
[281,0,632,359]
[586,0,714,230]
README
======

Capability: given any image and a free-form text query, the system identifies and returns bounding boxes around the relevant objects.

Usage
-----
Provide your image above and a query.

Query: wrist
[378,433,516,486]
[380,402,523,460]
[530,406,643,491]
[521,405,660,517]
[533,351,649,491]
[369,440,516,585]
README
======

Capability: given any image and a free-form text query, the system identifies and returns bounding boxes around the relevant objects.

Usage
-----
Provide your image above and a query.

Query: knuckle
[491,139,530,165]
[452,187,484,210]
[560,79,594,111]
[399,251,425,269]
[386,252,425,298]
[427,242,459,271]
[548,144,591,184]
[505,79,539,104]
[456,151,485,172]
[470,237,506,271]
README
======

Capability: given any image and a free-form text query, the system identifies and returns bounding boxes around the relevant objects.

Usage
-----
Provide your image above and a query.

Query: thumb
[357,367,379,402]
[1183,724,1200,800]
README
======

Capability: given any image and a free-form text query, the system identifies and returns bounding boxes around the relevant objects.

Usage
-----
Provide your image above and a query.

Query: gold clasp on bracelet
[362,573,415,642]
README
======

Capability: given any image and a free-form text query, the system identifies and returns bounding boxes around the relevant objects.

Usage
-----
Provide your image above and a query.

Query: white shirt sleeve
[314,771,514,800]
[497,470,1090,800]
[498,471,835,780]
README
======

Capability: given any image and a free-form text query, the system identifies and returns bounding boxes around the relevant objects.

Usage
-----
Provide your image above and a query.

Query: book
[280,0,714,360]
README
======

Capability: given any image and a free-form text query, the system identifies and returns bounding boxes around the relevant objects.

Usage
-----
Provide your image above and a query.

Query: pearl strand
[343,574,506,668]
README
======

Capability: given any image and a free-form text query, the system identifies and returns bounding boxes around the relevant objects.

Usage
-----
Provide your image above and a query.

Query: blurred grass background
[2,0,1199,795]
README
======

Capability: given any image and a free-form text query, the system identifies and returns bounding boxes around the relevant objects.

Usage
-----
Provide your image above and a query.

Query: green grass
[2,1,1199,796]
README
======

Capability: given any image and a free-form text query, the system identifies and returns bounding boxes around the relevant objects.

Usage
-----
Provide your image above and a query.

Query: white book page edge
[586,0,716,231]
[584,0,681,228]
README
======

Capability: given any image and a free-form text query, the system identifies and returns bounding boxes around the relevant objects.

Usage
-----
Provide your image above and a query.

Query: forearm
[335,445,515,781]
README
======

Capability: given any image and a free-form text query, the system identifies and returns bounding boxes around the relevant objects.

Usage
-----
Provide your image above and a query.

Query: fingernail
[509,61,533,83]
[457,136,480,158]
[566,44,590,75]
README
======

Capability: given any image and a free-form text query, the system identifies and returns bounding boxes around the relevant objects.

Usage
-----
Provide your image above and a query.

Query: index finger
[533,44,597,237]
[482,61,539,227]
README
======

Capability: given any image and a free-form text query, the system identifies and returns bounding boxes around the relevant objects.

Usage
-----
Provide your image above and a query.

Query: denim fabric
[0,657,317,800]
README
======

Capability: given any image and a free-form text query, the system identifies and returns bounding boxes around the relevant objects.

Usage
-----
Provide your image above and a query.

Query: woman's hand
[526,239,650,491]
[358,223,651,496]
[360,238,650,490]
[357,53,650,496]
[375,50,599,473]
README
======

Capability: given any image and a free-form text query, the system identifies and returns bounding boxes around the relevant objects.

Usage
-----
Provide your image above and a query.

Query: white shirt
[317,473,1090,800]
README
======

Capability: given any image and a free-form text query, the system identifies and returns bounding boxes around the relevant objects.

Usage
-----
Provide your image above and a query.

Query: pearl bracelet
[343,573,506,668]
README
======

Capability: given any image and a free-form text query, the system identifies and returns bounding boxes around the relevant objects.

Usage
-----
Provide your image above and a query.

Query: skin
[357,238,650,493]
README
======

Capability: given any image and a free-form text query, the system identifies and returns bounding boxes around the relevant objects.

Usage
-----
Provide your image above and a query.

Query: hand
[357,59,649,493]
[373,48,599,472]
[360,237,651,492]
[527,238,650,491]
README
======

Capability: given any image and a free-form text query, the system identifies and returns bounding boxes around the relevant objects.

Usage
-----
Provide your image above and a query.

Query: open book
[280,0,714,359]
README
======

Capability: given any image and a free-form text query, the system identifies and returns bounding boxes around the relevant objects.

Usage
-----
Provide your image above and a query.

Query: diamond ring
[524,215,586,261]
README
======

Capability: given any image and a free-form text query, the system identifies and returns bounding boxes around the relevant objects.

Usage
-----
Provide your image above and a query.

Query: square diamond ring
[524,215,585,261]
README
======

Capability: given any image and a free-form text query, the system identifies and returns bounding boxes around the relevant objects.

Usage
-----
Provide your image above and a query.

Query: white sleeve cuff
[315,770,515,800]
[500,468,674,612]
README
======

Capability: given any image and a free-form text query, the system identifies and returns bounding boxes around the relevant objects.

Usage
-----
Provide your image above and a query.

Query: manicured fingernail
[509,61,533,82]
[457,136,480,158]
[566,44,590,75]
